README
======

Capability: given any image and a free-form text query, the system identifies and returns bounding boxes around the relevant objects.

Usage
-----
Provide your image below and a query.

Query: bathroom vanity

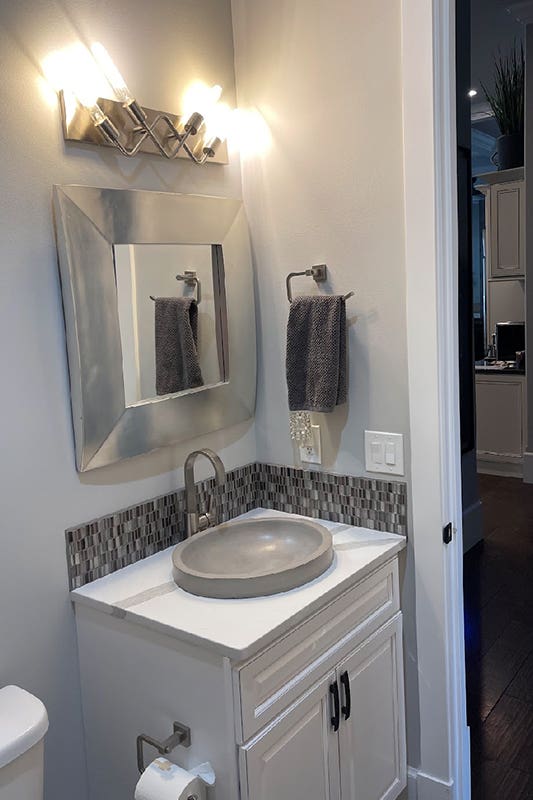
[72,509,406,800]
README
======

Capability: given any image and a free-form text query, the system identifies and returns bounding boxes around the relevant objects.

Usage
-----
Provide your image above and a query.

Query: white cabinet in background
[476,373,526,476]
[488,180,525,278]
[74,558,406,800]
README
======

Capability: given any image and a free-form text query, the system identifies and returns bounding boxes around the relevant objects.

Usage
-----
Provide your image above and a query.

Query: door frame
[402,0,470,797]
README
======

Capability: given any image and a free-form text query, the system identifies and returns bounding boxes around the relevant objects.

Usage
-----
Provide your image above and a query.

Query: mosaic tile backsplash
[66,463,407,589]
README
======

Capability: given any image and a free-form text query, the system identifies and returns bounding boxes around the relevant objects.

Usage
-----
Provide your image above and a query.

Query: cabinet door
[239,671,341,800]
[489,181,524,277]
[338,615,406,800]
[475,376,524,459]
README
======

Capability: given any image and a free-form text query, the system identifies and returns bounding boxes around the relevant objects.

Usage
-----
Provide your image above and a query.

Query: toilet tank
[0,686,49,800]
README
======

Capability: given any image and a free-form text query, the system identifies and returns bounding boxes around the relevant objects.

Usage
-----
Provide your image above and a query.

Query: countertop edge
[71,538,406,662]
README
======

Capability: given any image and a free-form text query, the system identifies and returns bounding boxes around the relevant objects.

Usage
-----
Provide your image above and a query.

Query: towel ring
[286,264,354,303]
[150,270,201,303]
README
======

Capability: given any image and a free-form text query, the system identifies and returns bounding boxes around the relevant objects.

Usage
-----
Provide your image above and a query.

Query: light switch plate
[365,431,404,475]
[300,424,322,464]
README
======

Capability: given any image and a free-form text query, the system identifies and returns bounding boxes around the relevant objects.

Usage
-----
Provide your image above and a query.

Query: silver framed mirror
[53,185,256,471]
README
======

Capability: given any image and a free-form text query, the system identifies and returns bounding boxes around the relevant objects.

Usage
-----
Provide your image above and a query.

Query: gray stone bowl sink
[172,517,334,599]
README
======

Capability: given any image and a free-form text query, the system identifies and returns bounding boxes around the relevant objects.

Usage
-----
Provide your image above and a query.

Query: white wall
[0,3,254,799]
[231,0,410,475]
[231,0,418,774]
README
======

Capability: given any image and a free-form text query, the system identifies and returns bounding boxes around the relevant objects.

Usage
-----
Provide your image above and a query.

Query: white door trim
[402,0,469,796]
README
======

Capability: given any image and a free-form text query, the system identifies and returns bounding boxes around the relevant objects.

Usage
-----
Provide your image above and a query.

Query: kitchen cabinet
[476,372,526,476]
[487,179,524,278]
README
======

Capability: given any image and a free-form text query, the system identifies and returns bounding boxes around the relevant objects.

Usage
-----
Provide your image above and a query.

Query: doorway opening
[457,1,532,796]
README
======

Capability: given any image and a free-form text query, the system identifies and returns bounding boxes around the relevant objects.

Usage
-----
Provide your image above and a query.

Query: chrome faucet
[184,448,226,537]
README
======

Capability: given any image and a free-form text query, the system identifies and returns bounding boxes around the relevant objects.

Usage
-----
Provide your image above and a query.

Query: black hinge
[443,522,453,544]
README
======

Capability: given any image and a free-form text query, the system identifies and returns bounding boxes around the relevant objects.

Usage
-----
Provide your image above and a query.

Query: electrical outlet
[300,424,322,464]
[364,431,404,475]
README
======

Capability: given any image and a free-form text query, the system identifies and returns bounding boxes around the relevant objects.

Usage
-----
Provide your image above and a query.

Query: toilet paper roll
[134,758,206,800]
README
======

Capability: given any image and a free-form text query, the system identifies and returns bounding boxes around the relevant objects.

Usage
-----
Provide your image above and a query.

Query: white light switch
[371,440,384,464]
[385,442,396,466]
[365,431,404,475]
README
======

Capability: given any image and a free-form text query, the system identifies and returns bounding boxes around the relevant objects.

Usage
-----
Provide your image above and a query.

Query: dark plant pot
[496,132,524,170]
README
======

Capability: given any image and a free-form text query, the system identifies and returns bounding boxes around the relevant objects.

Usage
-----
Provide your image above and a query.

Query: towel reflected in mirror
[155,297,204,395]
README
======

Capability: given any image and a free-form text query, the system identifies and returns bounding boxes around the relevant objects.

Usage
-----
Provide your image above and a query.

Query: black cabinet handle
[340,670,351,721]
[330,680,340,731]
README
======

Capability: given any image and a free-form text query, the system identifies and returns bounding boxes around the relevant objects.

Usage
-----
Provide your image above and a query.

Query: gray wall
[0,3,254,799]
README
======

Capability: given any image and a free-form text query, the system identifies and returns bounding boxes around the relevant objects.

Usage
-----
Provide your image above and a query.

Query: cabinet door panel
[339,615,405,800]
[240,672,341,800]
[475,377,523,457]
[489,181,524,277]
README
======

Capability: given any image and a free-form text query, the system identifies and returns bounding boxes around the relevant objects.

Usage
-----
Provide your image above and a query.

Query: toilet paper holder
[137,721,192,773]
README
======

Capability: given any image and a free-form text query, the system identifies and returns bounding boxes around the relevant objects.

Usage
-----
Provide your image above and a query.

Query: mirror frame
[53,185,256,471]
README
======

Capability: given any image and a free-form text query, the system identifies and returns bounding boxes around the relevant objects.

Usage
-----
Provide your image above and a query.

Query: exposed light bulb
[42,44,107,124]
[91,43,134,105]
[204,102,232,143]
[68,60,105,123]
[181,81,223,126]
[468,89,477,98]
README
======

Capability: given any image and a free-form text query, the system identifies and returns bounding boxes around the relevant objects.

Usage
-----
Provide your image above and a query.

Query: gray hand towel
[155,297,204,395]
[286,295,347,413]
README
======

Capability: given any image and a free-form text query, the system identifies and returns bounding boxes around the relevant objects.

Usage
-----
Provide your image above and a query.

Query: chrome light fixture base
[59,92,229,164]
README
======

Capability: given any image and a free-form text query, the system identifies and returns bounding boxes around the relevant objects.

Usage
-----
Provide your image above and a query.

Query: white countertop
[71,509,406,661]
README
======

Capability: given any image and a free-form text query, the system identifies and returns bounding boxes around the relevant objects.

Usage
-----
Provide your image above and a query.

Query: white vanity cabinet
[239,615,404,800]
[72,514,406,800]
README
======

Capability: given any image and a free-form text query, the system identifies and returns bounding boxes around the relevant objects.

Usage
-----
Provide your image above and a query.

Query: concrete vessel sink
[172,517,334,599]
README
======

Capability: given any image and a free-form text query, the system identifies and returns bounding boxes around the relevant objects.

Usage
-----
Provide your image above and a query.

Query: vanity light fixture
[58,43,229,164]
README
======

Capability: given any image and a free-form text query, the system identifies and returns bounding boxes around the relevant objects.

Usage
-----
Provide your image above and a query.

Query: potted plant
[482,43,524,170]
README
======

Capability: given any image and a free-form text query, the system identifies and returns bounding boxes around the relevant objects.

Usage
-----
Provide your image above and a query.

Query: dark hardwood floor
[465,474,533,799]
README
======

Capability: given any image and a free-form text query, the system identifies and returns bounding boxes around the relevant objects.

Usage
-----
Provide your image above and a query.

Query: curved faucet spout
[184,448,226,537]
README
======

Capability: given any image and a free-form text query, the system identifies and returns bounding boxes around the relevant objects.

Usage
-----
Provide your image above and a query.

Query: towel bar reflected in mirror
[150,270,201,303]
[286,264,355,303]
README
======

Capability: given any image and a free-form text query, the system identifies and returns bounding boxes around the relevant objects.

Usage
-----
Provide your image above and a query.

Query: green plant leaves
[481,42,524,136]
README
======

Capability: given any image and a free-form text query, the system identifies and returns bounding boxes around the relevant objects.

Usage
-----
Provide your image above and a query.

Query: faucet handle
[197,490,218,532]
[206,491,218,527]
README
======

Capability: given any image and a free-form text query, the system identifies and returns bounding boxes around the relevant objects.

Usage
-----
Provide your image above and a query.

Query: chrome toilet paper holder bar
[137,721,192,773]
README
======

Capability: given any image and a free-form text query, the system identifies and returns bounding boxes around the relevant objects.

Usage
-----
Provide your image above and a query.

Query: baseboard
[462,498,483,553]
[477,458,523,478]
[523,451,533,483]
[407,767,418,798]
[407,767,454,800]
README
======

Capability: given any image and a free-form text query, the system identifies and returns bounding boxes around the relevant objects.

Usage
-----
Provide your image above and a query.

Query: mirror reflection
[114,243,225,406]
